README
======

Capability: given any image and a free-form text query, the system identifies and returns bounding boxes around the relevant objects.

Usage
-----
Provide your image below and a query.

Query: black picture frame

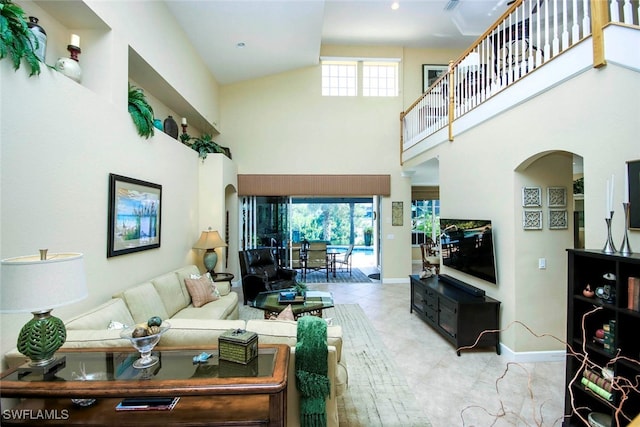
[107,173,162,257]
[422,64,448,93]
[628,160,640,230]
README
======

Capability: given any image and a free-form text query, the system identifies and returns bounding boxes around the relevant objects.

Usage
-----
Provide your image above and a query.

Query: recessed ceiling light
[236,42,246,48]
[391,1,399,10]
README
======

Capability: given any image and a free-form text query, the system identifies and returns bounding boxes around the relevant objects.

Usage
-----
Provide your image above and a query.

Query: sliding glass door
[240,196,377,270]
[240,196,289,263]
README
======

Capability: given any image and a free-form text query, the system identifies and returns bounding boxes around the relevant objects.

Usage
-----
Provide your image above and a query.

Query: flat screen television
[439,219,497,284]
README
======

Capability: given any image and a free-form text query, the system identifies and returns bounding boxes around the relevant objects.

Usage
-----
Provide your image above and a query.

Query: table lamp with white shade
[1,250,87,375]
[192,228,227,274]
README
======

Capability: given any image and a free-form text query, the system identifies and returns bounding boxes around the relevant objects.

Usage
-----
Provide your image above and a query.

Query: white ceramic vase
[55,57,82,83]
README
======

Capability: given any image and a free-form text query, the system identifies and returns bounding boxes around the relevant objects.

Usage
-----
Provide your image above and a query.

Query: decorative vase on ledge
[163,115,178,139]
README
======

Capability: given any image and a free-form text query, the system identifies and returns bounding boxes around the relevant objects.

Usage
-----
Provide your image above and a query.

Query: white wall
[218,48,414,281]
[197,154,238,276]
[0,1,220,369]
[404,61,639,352]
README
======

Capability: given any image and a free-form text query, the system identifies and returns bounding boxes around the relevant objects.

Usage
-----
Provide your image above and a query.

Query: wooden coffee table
[252,290,334,319]
[0,344,289,426]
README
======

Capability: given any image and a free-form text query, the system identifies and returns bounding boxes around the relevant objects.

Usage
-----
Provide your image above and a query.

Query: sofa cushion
[184,276,219,307]
[245,319,343,362]
[151,272,190,317]
[65,299,135,331]
[120,282,170,325]
[63,329,132,348]
[214,280,231,296]
[172,292,239,320]
[159,318,246,347]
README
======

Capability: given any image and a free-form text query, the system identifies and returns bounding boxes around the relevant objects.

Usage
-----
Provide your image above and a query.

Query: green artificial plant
[294,281,308,296]
[128,84,155,139]
[179,132,192,145]
[0,0,41,76]
[190,133,223,160]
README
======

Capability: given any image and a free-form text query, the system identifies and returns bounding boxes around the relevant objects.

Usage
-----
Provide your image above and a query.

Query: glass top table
[0,345,289,426]
[252,290,334,319]
[0,345,287,398]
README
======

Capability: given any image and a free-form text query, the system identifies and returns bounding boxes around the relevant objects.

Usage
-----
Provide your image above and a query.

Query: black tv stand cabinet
[410,274,501,356]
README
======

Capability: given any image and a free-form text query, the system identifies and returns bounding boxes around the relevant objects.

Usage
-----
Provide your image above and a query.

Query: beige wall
[86,0,220,127]
[218,48,415,281]
[0,1,219,368]
[401,47,461,109]
[404,61,639,352]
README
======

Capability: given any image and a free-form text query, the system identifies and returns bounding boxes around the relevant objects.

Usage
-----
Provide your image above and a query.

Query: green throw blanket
[296,316,331,427]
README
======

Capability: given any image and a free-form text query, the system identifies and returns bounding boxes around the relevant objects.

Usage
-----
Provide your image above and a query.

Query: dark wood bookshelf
[564,249,640,427]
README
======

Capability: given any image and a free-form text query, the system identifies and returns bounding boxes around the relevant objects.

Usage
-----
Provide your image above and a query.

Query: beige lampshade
[0,252,88,313]
[193,230,227,250]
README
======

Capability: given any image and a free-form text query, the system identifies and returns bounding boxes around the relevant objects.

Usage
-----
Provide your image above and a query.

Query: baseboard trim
[381,277,410,284]
[499,344,566,363]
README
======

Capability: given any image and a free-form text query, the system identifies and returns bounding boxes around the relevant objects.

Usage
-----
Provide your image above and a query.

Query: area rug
[239,303,432,427]
[299,267,372,284]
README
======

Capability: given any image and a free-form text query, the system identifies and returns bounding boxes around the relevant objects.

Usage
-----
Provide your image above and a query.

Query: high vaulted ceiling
[165,0,507,85]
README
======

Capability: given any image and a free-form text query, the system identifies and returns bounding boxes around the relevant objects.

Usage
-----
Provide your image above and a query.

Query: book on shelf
[580,377,613,401]
[279,291,297,301]
[583,368,612,392]
[628,277,640,311]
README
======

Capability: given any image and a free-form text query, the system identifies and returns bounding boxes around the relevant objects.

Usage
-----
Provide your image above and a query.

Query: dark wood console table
[410,274,501,356]
[0,344,289,426]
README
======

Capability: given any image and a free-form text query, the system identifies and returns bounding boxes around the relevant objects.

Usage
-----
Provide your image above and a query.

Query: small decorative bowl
[588,412,612,427]
[120,322,170,368]
[71,370,107,406]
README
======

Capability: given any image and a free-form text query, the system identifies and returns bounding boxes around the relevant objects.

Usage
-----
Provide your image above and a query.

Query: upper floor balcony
[400,0,640,165]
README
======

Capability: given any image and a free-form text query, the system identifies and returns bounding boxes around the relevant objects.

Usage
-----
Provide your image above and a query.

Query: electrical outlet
[538,258,546,269]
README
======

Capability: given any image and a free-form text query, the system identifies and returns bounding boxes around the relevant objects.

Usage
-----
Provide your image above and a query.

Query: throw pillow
[190,272,221,298]
[184,276,219,308]
[277,304,295,321]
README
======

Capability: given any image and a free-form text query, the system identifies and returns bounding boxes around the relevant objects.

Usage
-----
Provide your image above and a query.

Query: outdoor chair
[304,241,328,279]
[239,248,298,304]
[334,244,354,276]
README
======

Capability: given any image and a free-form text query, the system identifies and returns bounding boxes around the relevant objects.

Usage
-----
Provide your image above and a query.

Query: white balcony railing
[401,0,639,153]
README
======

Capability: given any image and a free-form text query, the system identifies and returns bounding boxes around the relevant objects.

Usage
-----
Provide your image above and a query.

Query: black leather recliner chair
[239,248,298,304]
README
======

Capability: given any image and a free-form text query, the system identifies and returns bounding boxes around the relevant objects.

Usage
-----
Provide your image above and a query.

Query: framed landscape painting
[422,64,448,92]
[107,173,162,257]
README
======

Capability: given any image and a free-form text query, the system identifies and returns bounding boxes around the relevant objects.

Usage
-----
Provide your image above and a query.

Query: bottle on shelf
[27,17,47,63]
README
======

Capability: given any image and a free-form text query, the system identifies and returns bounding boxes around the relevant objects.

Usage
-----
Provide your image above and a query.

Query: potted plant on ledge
[189,133,224,161]
[0,0,41,76]
[127,84,155,139]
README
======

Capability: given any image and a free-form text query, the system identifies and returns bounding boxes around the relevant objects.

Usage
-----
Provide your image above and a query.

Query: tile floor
[304,266,567,426]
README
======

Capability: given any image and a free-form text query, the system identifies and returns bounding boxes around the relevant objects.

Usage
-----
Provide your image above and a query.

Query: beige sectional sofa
[4,265,347,427]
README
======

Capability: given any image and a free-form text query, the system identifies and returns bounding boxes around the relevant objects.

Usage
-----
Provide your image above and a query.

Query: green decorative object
[0,0,42,76]
[189,133,223,160]
[203,250,218,272]
[193,228,227,274]
[128,83,155,139]
[1,251,87,370]
[294,281,308,296]
[296,316,330,427]
[17,310,66,366]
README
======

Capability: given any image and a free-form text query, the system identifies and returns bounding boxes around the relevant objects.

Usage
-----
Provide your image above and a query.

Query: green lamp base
[17,309,67,367]
[203,249,218,273]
